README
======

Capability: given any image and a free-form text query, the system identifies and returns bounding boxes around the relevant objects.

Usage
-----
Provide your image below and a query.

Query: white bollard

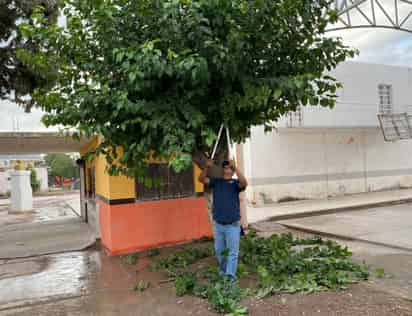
[10,170,33,212]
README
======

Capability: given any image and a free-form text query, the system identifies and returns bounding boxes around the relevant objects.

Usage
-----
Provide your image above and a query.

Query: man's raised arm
[198,159,214,185]
[230,160,248,190]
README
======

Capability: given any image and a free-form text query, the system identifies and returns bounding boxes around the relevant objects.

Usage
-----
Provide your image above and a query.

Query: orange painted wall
[80,136,211,255]
[97,197,212,255]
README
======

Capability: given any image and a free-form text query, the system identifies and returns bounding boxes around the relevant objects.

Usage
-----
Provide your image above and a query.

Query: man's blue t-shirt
[209,177,243,224]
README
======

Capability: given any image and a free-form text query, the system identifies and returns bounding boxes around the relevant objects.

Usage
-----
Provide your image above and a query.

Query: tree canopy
[0,0,58,111]
[18,0,356,175]
[44,153,79,179]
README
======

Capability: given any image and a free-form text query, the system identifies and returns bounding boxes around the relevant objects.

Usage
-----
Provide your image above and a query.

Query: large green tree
[18,0,356,175]
[0,0,58,111]
[44,153,79,179]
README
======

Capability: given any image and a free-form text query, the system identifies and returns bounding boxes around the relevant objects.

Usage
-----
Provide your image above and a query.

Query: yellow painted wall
[81,138,135,200]
[94,154,110,199]
[193,164,204,193]
[81,137,202,201]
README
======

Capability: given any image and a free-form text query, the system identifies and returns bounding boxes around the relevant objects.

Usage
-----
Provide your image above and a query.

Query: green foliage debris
[150,232,369,314]
[146,248,161,257]
[134,280,151,292]
[122,252,139,265]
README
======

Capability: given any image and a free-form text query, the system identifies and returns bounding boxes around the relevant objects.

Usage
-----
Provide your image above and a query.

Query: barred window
[378,84,393,114]
[286,106,303,127]
[136,163,194,201]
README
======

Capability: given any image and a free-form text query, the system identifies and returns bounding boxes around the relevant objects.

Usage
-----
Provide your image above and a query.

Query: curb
[280,222,412,253]
[262,198,412,222]
[63,200,81,217]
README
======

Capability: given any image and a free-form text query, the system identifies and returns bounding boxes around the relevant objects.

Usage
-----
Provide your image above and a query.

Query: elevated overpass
[0,132,89,154]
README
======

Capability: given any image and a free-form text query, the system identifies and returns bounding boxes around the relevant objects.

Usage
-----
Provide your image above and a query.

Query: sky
[1,0,412,132]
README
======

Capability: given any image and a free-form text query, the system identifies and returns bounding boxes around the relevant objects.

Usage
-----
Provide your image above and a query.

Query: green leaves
[150,232,369,314]
[121,252,139,265]
[18,0,356,175]
[273,89,282,101]
[133,280,151,292]
[203,279,247,315]
[175,273,197,296]
[240,231,369,296]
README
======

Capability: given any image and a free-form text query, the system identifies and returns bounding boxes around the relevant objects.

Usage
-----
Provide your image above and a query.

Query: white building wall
[1,167,48,194]
[35,167,48,192]
[245,62,412,204]
[278,62,412,128]
[0,170,11,195]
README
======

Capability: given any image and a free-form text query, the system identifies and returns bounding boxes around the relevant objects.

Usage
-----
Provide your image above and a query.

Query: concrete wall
[0,167,48,194]
[244,126,412,204]
[278,61,412,128]
[244,62,412,204]
[0,170,11,195]
[34,167,48,192]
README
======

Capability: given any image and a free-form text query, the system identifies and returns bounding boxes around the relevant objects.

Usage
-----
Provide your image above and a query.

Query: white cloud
[0,100,57,132]
[328,0,412,67]
[330,28,412,66]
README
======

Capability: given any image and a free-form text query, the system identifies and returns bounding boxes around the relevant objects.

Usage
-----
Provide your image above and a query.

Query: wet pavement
[0,193,94,259]
[0,249,213,316]
[0,193,80,227]
[0,252,97,308]
[0,217,95,259]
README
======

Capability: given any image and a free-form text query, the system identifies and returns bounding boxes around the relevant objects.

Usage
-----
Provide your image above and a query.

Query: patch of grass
[133,280,150,292]
[194,278,248,315]
[375,267,386,278]
[121,252,139,265]
[150,245,214,275]
[197,265,220,281]
[151,232,369,314]
[175,272,197,296]
[147,248,160,257]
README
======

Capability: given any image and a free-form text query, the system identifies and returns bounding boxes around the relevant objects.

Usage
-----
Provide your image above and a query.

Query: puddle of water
[0,252,100,305]
[0,258,48,280]
[0,249,144,307]
[0,202,79,227]
[31,205,77,222]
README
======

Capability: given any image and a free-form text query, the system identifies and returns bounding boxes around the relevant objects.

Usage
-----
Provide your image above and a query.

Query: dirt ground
[1,221,412,315]
[2,273,412,315]
[244,285,412,316]
[1,247,412,315]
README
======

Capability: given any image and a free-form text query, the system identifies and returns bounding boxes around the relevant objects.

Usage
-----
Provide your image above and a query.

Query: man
[199,159,248,281]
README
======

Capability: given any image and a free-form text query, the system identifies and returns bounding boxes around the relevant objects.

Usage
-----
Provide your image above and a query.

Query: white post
[10,170,33,212]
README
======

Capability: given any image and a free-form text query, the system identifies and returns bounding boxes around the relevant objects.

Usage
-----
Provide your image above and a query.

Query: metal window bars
[377,112,412,141]
[378,84,393,114]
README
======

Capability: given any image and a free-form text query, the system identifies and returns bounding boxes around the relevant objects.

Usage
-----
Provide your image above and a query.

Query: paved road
[279,203,412,250]
[0,193,81,227]
[0,217,95,259]
[0,193,93,259]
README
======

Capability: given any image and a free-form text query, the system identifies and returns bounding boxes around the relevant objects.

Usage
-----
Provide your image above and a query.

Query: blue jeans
[213,221,240,280]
